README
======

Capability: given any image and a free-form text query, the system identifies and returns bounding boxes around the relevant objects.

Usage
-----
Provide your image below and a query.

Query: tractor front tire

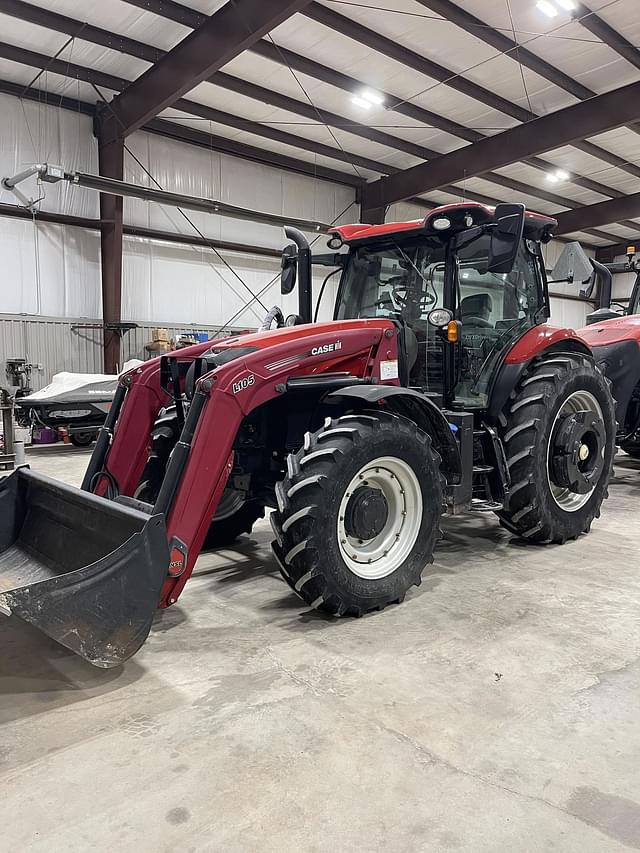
[497,352,616,543]
[270,412,443,617]
[135,406,264,546]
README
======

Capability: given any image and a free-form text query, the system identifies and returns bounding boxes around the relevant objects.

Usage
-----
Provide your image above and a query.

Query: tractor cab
[326,203,555,409]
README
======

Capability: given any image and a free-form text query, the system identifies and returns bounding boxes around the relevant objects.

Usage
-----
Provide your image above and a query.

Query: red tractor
[549,240,640,459]
[0,203,618,667]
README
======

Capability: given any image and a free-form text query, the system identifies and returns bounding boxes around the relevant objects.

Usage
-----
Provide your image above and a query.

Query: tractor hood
[180,318,397,399]
[579,314,640,346]
[209,318,394,353]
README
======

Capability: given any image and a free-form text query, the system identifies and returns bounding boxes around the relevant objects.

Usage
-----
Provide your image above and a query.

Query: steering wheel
[259,305,286,331]
[388,276,437,313]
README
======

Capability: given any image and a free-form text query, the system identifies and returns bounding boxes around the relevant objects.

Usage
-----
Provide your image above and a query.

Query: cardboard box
[145,340,172,354]
[152,327,170,343]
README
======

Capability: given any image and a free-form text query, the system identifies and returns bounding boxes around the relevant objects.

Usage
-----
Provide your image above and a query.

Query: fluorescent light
[546,173,559,183]
[536,0,558,17]
[555,0,576,9]
[555,169,570,181]
[351,95,372,110]
[361,89,384,105]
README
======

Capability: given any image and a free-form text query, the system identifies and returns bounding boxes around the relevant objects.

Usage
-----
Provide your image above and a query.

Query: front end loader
[0,204,617,666]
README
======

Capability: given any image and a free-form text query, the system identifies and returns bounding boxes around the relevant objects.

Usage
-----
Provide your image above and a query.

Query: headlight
[427,308,453,327]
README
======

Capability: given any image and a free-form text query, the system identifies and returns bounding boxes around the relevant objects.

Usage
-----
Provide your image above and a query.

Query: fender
[503,324,591,364]
[326,385,462,485]
[487,325,593,423]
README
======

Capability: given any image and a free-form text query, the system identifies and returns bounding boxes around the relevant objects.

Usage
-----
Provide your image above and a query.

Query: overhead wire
[211,196,358,337]
[323,0,622,44]
[504,0,535,117]
[264,32,367,183]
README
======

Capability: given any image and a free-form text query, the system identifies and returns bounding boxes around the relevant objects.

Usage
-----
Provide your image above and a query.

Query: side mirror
[487,203,525,274]
[281,244,297,294]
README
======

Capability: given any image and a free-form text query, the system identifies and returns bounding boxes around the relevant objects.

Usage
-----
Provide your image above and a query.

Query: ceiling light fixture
[361,89,385,105]
[555,0,576,10]
[546,168,570,183]
[536,0,559,17]
[351,95,372,110]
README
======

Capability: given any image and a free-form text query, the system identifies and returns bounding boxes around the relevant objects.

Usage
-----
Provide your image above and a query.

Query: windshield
[335,233,543,407]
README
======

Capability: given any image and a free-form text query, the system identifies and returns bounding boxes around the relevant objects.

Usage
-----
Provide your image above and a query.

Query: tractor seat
[461,293,493,329]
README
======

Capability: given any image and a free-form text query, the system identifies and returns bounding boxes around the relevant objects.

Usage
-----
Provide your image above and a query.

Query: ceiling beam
[301,1,640,180]
[415,0,594,101]
[555,193,640,235]
[212,70,439,161]
[144,118,362,186]
[101,0,309,140]
[302,1,533,123]
[248,40,633,203]
[0,0,161,62]
[363,79,640,209]
[415,0,640,140]
[572,3,640,71]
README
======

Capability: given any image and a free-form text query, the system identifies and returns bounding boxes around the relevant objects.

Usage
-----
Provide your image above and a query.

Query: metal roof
[0,0,639,248]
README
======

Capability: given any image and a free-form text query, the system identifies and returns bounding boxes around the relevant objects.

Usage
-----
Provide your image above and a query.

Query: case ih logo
[311,340,342,356]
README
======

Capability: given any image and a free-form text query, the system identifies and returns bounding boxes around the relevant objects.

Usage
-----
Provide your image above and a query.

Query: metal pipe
[1,164,44,189]
[2,163,331,235]
[69,171,329,233]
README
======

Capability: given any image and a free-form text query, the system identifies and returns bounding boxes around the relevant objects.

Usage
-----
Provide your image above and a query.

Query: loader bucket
[0,468,169,668]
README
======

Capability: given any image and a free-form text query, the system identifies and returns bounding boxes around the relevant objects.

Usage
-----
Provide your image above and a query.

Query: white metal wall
[0,94,357,329]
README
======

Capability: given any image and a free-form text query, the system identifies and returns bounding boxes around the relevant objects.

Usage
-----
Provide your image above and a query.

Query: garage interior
[1,1,640,850]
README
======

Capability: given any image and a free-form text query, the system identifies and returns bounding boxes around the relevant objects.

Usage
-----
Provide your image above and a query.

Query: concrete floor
[2,445,640,852]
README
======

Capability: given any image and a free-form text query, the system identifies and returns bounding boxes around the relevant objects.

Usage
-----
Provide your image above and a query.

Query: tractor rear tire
[135,406,264,546]
[270,411,443,617]
[497,352,616,544]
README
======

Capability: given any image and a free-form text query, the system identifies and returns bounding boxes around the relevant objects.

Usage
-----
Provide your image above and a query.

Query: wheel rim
[214,489,245,520]
[337,456,423,580]
[546,390,605,512]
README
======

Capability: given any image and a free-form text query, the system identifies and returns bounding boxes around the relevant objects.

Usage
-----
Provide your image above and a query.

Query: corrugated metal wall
[0,314,249,389]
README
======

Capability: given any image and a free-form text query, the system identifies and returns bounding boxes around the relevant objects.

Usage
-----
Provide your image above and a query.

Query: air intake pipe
[284,226,313,324]
[584,259,616,324]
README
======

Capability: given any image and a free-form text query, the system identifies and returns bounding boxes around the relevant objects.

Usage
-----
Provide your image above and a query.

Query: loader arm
[157,323,396,606]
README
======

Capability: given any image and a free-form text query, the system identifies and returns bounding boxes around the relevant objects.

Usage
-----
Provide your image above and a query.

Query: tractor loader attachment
[0,468,169,667]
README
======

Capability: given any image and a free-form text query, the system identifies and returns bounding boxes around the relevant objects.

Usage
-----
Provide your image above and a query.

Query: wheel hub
[344,486,389,540]
[336,456,423,580]
[550,411,605,495]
